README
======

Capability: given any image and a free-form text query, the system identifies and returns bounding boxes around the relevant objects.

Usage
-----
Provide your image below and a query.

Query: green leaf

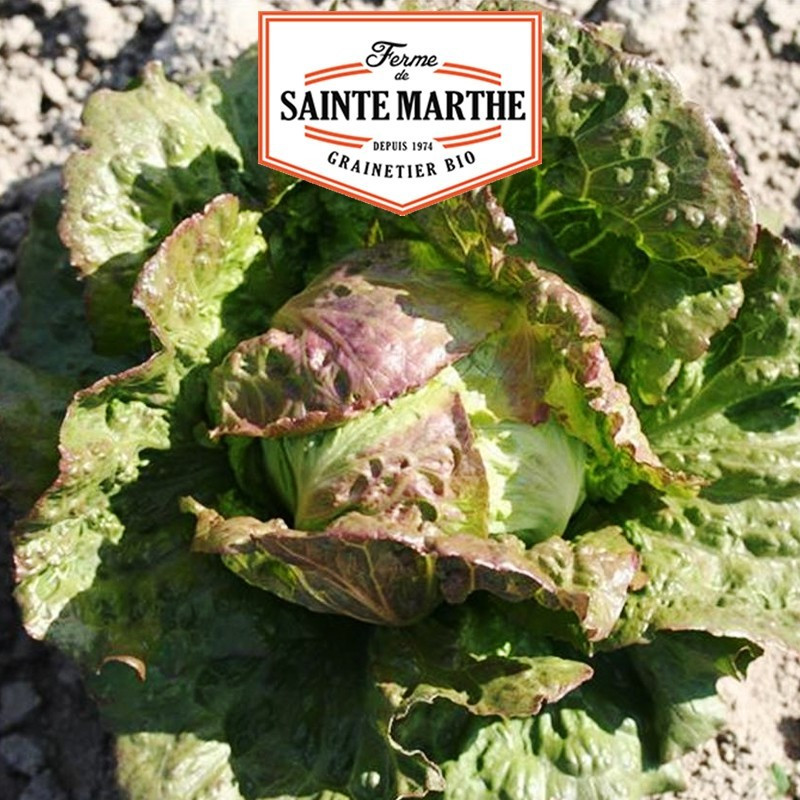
[14,357,175,638]
[14,195,267,639]
[373,599,594,721]
[620,264,744,406]
[62,64,241,278]
[504,4,756,278]
[604,233,800,651]
[133,195,267,365]
[487,4,756,405]
[628,632,760,763]
[400,631,754,800]
[604,485,800,650]
[60,63,243,353]
[0,355,76,512]
[11,189,129,380]
[397,652,671,800]
[646,230,800,432]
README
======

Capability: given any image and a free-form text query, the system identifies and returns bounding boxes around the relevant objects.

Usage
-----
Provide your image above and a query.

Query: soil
[1,1,799,799]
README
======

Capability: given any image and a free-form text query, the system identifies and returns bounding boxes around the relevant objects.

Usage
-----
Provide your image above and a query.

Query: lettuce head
[2,5,799,800]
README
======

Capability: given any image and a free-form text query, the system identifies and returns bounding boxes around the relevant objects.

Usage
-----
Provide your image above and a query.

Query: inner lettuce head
[263,406,587,544]
[191,238,684,626]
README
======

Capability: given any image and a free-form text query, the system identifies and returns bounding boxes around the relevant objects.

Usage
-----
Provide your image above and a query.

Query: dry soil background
[0,1,799,799]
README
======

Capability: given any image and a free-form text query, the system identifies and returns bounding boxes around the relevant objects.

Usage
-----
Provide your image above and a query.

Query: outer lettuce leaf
[627,632,759,763]
[13,354,177,639]
[11,190,129,380]
[645,230,800,432]
[133,201,281,367]
[497,2,756,276]
[0,355,76,512]
[603,232,800,650]
[618,268,744,406]
[60,63,248,353]
[14,195,266,639]
[61,64,241,279]
[373,600,594,721]
[396,630,757,800]
[610,492,800,651]
[487,3,756,405]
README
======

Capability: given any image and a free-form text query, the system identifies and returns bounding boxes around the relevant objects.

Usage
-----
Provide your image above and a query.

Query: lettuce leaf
[490,3,756,408]
[14,195,265,639]
[400,631,758,800]
[603,231,800,650]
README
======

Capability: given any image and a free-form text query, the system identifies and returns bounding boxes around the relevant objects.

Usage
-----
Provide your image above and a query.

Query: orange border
[442,131,502,148]
[304,132,365,149]
[442,62,502,79]
[433,68,502,86]
[305,62,363,78]
[435,125,502,142]
[305,68,372,86]
[258,11,543,216]
[305,125,371,142]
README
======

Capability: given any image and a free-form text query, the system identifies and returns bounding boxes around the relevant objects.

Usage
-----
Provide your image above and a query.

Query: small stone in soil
[717,729,739,764]
[0,682,41,733]
[0,76,41,128]
[0,16,39,54]
[0,249,14,278]
[40,71,70,109]
[0,734,45,777]
[53,55,77,79]
[0,212,27,249]
[19,770,68,800]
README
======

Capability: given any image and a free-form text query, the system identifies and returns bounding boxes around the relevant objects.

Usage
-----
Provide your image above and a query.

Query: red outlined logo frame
[258,11,543,216]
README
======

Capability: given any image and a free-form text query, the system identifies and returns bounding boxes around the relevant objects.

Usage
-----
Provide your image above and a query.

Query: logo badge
[258,11,542,215]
